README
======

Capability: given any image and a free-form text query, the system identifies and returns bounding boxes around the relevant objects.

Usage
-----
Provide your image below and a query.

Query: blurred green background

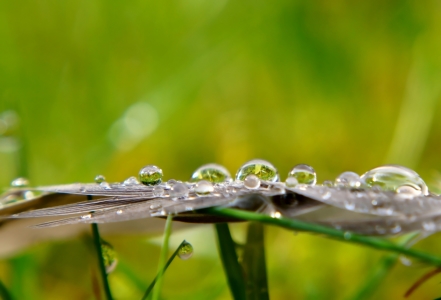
[1,0,441,299]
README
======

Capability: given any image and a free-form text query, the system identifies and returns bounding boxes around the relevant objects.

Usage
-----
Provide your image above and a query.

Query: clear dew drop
[335,171,361,188]
[100,182,111,190]
[170,182,189,199]
[153,186,165,197]
[178,241,194,260]
[235,159,279,182]
[422,221,436,231]
[123,176,139,186]
[395,185,422,196]
[288,164,316,185]
[194,180,214,195]
[116,209,123,215]
[191,163,231,183]
[94,175,106,184]
[101,240,118,273]
[285,177,298,188]
[360,165,428,195]
[149,203,162,210]
[139,165,163,186]
[244,174,261,189]
[322,180,334,187]
[10,177,29,187]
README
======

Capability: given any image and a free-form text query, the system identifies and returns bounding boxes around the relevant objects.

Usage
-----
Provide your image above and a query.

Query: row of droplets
[91,159,429,197]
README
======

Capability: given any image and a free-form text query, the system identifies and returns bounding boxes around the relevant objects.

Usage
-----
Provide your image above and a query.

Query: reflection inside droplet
[235,159,279,182]
[178,241,194,260]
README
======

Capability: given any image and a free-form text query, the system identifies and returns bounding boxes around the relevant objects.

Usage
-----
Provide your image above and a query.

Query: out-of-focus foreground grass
[1,0,441,299]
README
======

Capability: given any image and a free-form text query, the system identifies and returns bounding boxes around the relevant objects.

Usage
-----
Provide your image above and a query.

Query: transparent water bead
[170,182,189,199]
[190,163,231,183]
[335,171,361,188]
[360,165,428,195]
[235,159,279,182]
[10,177,29,187]
[101,240,118,273]
[322,180,334,187]
[178,241,194,260]
[153,186,165,197]
[396,185,422,196]
[194,180,214,195]
[244,174,261,189]
[123,176,139,186]
[285,177,298,188]
[100,182,111,189]
[94,175,106,184]
[139,165,163,186]
[288,164,316,185]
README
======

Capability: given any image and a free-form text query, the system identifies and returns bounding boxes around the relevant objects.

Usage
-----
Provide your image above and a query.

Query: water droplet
[139,165,163,186]
[285,177,298,188]
[10,177,29,187]
[100,182,111,189]
[244,174,261,189]
[335,172,361,188]
[101,240,118,273]
[178,241,194,260]
[235,159,279,182]
[396,185,422,196]
[191,163,231,183]
[390,224,402,234]
[81,214,92,219]
[94,175,106,184]
[194,180,214,195]
[153,186,165,197]
[360,165,428,195]
[123,176,139,186]
[287,164,316,185]
[170,182,189,199]
[422,221,436,231]
[149,203,162,210]
[343,232,352,240]
[322,180,334,187]
[23,191,35,200]
[271,211,282,218]
[116,209,123,215]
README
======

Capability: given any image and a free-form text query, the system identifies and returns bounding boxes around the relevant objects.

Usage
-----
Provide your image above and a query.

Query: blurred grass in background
[1,0,441,299]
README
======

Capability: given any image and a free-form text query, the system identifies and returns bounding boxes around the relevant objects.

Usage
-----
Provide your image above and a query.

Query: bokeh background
[1,0,441,299]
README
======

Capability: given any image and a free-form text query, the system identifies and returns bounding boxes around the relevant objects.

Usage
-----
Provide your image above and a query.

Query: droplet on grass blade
[10,177,29,187]
[101,240,118,273]
[178,241,194,260]
[94,175,106,184]
[335,171,361,188]
[235,159,279,182]
[139,165,163,186]
[288,164,316,185]
[190,163,231,183]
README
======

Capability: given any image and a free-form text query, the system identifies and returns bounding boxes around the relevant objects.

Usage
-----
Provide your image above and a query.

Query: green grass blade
[347,233,418,300]
[0,279,12,300]
[141,240,186,300]
[215,223,246,300]
[151,214,173,300]
[243,222,269,300]
[205,207,441,267]
[88,195,113,300]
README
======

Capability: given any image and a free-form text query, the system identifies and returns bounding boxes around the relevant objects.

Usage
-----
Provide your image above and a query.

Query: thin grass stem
[205,207,441,267]
[0,279,12,300]
[88,195,113,300]
[151,214,173,300]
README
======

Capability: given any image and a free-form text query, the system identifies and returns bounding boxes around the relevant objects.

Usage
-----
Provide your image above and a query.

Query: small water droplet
[153,186,165,197]
[149,203,162,210]
[243,174,261,189]
[322,191,331,200]
[285,177,298,188]
[100,182,111,189]
[81,214,92,219]
[396,185,422,196]
[390,224,402,234]
[343,232,352,240]
[123,176,139,186]
[10,177,29,187]
[194,180,214,195]
[422,221,436,231]
[116,209,123,215]
[322,180,334,187]
[170,182,189,199]
[335,172,361,188]
[139,165,163,186]
[360,165,428,195]
[191,163,231,183]
[235,159,279,182]
[287,164,316,185]
[23,191,35,200]
[271,211,282,218]
[178,241,194,260]
[94,175,106,184]
[101,240,118,273]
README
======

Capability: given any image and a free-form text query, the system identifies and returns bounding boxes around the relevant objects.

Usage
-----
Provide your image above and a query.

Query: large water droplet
[123,176,139,186]
[170,182,189,199]
[287,164,316,185]
[94,175,106,184]
[101,240,118,273]
[360,165,428,195]
[235,159,279,182]
[190,163,231,183]
[244,174,261,189]
[178,241,194,260]
[10,177,29,187]
[139,165,163,186]
[335,172,361,188]
[194,180,214,195]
